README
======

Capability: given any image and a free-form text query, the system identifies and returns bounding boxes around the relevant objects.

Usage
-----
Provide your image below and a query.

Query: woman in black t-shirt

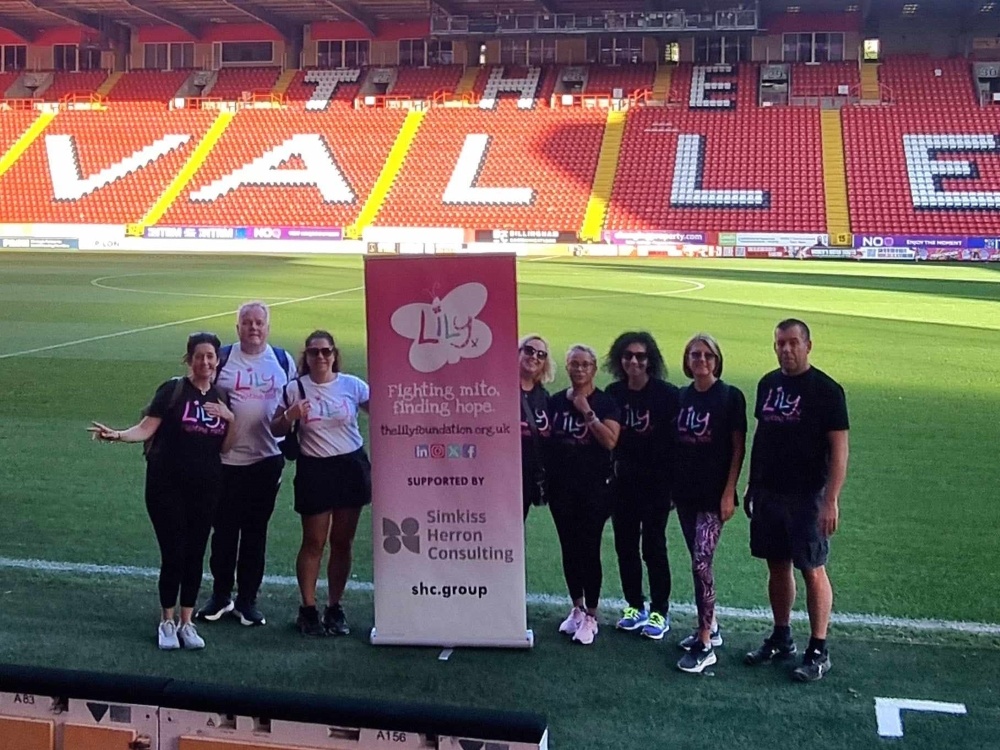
[546,344,621,646]
[672,333,747,674]
[604,331,679,641]
[519,334,553,520]
[90,332,236,652]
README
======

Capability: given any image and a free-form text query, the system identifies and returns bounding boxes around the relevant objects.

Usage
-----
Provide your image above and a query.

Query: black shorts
[293,449,372,516]
[749,488,829,571]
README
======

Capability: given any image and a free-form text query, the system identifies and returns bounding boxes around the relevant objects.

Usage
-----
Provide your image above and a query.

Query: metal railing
[431,8,757,35]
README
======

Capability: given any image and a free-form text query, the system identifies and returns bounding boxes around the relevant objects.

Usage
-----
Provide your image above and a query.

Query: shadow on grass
[578,261,1000,303]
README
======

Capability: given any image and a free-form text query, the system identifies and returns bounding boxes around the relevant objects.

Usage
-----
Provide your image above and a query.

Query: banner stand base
[370,627,535,649]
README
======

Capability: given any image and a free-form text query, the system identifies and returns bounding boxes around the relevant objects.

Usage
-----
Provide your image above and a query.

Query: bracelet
[114,431,122,441]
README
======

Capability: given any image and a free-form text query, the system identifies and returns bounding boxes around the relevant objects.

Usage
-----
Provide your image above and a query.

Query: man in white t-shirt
[195,301,296,626]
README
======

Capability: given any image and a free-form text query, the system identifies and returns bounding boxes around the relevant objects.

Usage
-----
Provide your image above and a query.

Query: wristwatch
[584,410,597,423]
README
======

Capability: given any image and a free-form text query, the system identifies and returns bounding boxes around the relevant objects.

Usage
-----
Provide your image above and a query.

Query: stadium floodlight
[980,2,996,11]
[902,3,918,14]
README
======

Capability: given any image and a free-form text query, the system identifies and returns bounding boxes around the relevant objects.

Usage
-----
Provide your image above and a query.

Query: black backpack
[142,377,185,459]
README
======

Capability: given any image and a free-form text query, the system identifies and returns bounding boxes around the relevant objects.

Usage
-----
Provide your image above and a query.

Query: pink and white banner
[365,253,531,648]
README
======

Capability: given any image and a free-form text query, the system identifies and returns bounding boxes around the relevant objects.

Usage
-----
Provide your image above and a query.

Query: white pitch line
[0,285,363,360]
[521,278,705,301]
[90,272,298,301]
[2,556,998,636]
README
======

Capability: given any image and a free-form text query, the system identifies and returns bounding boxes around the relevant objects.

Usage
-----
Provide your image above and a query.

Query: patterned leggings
[677,507,723,634]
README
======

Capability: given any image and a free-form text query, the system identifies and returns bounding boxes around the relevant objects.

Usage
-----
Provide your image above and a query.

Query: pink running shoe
[572,614,599,645]
[558,606,585,635]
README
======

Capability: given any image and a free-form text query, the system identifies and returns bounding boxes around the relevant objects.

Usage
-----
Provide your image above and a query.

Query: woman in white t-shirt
[270,330,371,638]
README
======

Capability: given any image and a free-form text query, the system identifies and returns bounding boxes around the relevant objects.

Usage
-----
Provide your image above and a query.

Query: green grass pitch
[1,252,998,748]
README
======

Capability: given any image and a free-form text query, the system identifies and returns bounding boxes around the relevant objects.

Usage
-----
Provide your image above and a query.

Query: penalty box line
[0,286,364,360]
[2,555,999,637]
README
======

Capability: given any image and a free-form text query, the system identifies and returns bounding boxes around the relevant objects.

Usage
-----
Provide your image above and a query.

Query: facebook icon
[462,444,477,459]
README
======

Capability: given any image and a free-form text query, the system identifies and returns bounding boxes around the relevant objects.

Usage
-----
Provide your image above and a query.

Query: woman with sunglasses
[604,331,680,641]
[673,333,746,673]
[518,334,554,520]
[270,330,371,638]
[89,332,237,651]
[546,344,621,645]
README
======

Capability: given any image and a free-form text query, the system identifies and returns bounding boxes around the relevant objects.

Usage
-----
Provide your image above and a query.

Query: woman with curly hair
[604,331,679,641]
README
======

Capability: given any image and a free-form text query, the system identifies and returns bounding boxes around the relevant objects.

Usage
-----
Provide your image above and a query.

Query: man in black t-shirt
[744,319,849,683]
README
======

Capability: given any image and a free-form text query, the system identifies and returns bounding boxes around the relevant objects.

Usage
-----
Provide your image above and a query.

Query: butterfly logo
[390,282,493,373]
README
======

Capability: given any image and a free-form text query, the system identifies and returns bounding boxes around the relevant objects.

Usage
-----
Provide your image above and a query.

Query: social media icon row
[414,443,477,459]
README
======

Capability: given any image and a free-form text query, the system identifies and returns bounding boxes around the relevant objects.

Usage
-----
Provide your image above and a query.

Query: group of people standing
[89,303,848,685]
[90,303,372,649]
[519,320,848,681]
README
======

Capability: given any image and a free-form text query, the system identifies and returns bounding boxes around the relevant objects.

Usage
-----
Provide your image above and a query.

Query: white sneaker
[177,622,206,650]
[158,620,180,650]
[558,606,586,635]
[572,614,599,645]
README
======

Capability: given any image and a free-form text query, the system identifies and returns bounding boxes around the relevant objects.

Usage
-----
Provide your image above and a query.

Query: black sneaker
[744,637,797,665]
[233,598,266,627]
[194,594,234,622]
[323,604,350,636]
[792,648,831,682]
[677,642,718,674]
[296,606,327,637]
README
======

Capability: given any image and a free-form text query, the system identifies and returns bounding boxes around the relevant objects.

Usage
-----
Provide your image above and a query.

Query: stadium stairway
[454,67,480,96]
[95,72,123,98]
[345,109,425,239]
[140,110,235,226]
[580,110,626,242]
[820,110,851,242]
[0,112,55,179]
[650,66,673,104]
[271,69,298,97]
[860,63,881,101]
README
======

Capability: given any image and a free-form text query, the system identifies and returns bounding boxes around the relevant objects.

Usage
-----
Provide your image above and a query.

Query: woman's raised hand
[88,421,119,442]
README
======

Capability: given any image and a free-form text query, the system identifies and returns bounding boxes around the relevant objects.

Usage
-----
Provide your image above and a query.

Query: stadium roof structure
[0,0,994,40]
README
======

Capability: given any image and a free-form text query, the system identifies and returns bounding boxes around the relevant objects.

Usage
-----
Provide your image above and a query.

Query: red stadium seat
[375,106,605,230]
[0,109,214,223]
[160,108,406,228]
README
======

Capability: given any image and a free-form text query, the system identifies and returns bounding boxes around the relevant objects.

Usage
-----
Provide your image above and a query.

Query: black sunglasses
[521,344,548,360]
[622,351,649,363]
[306,346,334,357]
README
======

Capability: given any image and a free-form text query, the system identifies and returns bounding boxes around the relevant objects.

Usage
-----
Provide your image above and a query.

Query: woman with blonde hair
[546,344,621,645]
[673,333,747,673]
[518,334,554,519]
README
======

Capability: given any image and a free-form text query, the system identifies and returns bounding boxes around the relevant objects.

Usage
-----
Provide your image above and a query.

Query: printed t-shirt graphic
[673,380,748,512]
[215,343,297,465]
[284,374,370,457]
[145,378,230,477]
[751,367,849,495]
[545,388,621,497]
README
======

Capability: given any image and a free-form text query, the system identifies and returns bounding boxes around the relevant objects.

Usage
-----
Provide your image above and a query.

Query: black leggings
[611,474,671,614]
[549,489,611,611]
[145,464,220,609]
[210,456,284,601]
